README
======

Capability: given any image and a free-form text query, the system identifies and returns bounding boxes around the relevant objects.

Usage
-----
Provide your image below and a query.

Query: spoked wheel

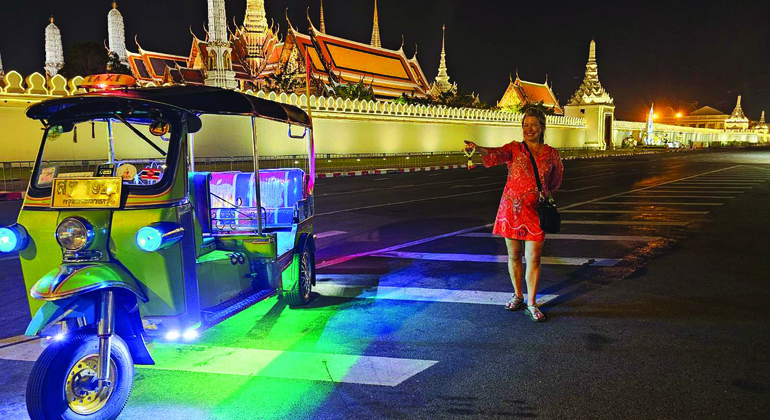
[284,243,314,307]
[26,331,134,420]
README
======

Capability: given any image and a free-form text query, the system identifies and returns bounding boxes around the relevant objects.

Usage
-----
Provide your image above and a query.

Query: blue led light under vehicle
[0,224,29,253]
[136,222,184,252]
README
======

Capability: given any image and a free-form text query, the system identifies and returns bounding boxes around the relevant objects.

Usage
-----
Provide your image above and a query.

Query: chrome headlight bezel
[55,217,94,251]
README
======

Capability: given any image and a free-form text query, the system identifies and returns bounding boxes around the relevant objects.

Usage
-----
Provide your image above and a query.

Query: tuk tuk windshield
[33,116,178,190]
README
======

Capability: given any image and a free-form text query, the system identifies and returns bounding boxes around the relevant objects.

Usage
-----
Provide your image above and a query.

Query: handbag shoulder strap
[522,142,543,194]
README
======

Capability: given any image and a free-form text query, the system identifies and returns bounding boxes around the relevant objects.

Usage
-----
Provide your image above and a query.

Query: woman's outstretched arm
[464,140,490,156]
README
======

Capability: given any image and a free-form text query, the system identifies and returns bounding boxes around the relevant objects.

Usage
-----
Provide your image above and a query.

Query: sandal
[505,295,526,311]
[525,305,547,322]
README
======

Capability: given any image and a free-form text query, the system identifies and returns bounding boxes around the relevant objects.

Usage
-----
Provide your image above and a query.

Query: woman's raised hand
[463,140,476,153]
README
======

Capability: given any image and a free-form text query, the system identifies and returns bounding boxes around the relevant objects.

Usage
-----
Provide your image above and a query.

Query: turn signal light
[136,222,184,252]
[0,224,29,253]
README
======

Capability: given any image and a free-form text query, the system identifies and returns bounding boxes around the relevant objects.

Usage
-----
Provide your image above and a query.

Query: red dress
[482,141,563,241]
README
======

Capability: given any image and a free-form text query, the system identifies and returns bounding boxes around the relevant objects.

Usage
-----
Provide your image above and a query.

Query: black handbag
[522,142,561,234]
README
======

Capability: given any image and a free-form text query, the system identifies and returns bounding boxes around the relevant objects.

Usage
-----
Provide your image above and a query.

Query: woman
[464,108,563,322]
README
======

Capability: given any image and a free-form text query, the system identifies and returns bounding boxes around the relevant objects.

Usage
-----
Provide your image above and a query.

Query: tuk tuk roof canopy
[26,86,311,127]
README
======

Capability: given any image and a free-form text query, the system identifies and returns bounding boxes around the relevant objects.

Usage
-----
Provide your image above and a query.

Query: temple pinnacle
[371,0,381,48]
[320,0,326,33]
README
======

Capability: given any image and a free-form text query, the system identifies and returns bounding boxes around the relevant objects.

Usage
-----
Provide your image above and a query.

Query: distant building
[497,73,562,115]
[656,106,729,129]
[44,16,64,77]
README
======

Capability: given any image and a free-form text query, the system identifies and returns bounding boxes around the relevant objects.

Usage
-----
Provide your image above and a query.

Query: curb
[0,191,23,202]
[316,165,465,178]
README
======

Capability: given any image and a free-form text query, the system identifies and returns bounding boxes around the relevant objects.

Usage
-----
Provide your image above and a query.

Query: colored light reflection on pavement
[130,292,437,419]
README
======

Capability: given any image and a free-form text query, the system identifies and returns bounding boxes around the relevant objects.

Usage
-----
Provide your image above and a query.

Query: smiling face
[522,116,543,143]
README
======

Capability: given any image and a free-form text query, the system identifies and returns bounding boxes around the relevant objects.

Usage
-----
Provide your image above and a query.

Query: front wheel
[26,331,134,420]
[283,244,314,307]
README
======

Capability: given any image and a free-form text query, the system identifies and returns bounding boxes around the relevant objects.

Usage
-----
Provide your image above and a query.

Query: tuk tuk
[0,85,316,419]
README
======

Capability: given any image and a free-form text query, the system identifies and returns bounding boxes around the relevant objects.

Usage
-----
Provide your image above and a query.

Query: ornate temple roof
[307,21,430,98]
[689,106,727,116]
[126,45,188,83]
[498,74,563,115]
[568,39,613,106]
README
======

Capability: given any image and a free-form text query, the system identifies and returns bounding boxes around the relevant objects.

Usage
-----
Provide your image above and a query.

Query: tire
[26,331,134,420]
[283,244,314,307]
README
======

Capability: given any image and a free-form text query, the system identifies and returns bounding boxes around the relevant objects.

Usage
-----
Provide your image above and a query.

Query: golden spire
[370,0,381,48]
[320,0,326,33]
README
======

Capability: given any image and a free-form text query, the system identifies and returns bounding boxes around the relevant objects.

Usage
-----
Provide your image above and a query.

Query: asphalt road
[1,149,769,419]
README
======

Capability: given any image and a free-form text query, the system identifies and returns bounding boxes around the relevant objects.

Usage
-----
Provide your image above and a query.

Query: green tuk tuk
[0,86,317,419]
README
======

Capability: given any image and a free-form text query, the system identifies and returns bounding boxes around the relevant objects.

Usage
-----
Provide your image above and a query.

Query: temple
[724,95,750,131]
[564,39,614,148]
[497,73,563,115]
[54,1,441,98]
[429,25,456,96]
[44,16,64,77]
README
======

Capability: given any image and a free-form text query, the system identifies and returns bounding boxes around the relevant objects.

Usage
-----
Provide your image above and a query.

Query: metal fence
[0,147,685,192]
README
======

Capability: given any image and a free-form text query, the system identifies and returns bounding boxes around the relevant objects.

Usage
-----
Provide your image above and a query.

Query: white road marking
[450,181,504,189]
[620,195,735,199]
[141,344,438,387]
[594,201,724,206]
[562,172,615,181]
[562,220,688,226]
[459,232,661,241]
[373,177,391,181]
[315,188,502,216]
[0,336,44,362]
[428,173,443,177]
[316,230,347,239]
[642,190,744,193]
[0,255,18,262]
[561,209,709,214]
[317,224,493,268]
[371,251,621,266]
[676,180,763,183]
[653,186,750,189]
[314,283,558,306]
[558,185,602,193]
[560,166,740,210]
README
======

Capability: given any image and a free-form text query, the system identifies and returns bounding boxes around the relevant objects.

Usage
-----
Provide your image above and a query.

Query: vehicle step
[201,288,277,326]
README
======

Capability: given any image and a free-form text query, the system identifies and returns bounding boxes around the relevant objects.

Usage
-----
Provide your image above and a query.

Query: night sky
[1,0,768,121]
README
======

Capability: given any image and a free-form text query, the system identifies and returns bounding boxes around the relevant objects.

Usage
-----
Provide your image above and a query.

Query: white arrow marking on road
[313,284,558,306]
[140,344,437,387]
[371,251,621,266]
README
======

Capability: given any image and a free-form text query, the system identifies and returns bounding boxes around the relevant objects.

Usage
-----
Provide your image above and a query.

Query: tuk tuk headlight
[136,222,184,252]
[0,224,29,253]
[56,218,93,251]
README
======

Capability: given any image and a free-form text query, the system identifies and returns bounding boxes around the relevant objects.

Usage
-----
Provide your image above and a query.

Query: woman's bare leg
[524,240,545,306]
[504,238,524,298]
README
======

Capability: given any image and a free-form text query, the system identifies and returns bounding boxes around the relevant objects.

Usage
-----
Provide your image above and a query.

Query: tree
[264,70,303,93]
[327,78,374,101]
[106,52,132,75]
[60,41,108,78]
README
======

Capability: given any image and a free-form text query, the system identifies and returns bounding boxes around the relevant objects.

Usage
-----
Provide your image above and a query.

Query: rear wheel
[284,244,314,307]
[26,331,133,420]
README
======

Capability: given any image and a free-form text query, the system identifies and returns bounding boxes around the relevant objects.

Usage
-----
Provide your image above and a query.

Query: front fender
[25,291,155,365]
[25,296,96,337]
[31,263,148,302]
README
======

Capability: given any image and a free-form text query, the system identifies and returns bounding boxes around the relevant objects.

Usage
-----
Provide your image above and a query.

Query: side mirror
[149,119,170,137]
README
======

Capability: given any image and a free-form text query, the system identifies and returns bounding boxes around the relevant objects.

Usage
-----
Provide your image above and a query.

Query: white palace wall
[0,71,763,163]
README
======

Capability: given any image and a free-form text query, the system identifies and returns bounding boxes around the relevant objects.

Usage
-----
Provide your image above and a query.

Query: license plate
[51,177,122,208]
